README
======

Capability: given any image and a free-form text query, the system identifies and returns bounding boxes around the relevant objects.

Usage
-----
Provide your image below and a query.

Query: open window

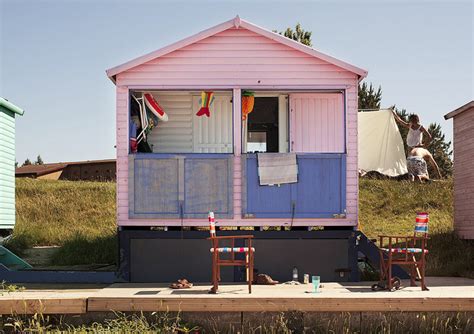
[242,94,288,153]
[129,91,233,154]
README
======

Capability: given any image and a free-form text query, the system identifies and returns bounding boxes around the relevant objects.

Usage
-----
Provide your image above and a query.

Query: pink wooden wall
[452,107,474,239]
[115,26,359,227]
[290,93,344,153]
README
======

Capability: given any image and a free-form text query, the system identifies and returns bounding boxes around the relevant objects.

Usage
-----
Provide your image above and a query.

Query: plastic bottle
[292,267,298,281]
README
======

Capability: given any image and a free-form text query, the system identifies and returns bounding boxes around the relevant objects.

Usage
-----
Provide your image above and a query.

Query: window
[130,91,233,154]
[243,95,288,153]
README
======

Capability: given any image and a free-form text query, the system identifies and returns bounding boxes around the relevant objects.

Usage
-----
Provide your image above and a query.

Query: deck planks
[0,277,472,315]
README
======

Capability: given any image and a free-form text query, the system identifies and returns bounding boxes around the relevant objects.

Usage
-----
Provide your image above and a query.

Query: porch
[0,277,472,315]
[123,89,354,227]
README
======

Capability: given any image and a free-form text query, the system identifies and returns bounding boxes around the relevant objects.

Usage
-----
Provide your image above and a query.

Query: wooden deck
[0,277,472,315]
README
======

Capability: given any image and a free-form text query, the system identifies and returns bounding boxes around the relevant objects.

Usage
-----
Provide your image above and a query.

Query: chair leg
[210,253,218,294]
[410,263,417,287]
[387,254,393,290]
[421,257,429,291]
[248,251,253,294]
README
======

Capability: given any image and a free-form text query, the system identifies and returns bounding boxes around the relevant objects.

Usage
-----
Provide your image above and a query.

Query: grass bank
[9,177,474,277]
[10,178,116,265]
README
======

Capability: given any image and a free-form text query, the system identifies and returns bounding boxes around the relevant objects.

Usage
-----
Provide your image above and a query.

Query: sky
[1,0,472,164]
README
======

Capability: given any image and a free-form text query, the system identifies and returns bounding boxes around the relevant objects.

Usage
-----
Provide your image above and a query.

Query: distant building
[16,159,116,181]
[0,97,24,230]
[444,101,474,240]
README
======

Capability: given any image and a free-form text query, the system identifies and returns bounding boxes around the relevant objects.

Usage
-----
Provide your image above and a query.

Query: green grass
[8,177,474,277]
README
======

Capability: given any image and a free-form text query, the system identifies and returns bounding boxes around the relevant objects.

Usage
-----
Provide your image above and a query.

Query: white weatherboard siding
[192,95,232,153]
[0,110,16,229]
[145,92,232,153]
[146,93,193,153]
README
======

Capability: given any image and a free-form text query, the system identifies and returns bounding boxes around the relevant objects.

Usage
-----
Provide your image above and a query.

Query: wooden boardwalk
[0,277,472,315]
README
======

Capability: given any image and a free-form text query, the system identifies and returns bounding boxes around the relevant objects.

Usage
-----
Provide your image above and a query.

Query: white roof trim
[444,100,474,120]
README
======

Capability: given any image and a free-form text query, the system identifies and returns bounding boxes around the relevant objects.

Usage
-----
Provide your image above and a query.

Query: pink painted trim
[106,16,367,81]
[124,85,351,90]
[117,218,358,227]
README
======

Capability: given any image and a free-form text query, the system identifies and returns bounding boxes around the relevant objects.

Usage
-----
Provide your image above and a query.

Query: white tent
[358,109,407,176]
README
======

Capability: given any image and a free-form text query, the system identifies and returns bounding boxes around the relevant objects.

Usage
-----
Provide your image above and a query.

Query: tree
[426,123,453,177]
[358,82,382,110]
[22,158,32,166]
[15,161,18,168]
[277,23,312,46]
[35,155,44,165]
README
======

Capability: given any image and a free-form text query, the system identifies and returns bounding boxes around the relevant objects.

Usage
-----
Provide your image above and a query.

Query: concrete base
[118,229,359,283]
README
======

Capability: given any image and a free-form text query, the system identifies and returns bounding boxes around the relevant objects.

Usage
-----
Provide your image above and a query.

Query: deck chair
[378,212,429,291]
[207,212,255,294]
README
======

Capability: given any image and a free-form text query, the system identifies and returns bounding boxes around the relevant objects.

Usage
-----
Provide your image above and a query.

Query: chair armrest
[378,235,412,239]
[207,235,254,240]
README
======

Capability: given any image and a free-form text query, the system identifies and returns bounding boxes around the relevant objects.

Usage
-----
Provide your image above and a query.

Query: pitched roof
[16,163,67,177]
[0,97,24,116]
[444,100,474,120]
[15,159,116,177]
[106,16,368,82]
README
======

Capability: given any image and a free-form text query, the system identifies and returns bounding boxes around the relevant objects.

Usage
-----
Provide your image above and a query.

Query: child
[392,111,432,148]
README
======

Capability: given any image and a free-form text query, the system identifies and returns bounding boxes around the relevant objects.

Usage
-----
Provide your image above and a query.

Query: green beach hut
[0,98,24,230]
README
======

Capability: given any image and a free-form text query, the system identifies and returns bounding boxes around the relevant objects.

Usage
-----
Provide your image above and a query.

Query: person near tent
[406,147,442,182]
[392,111,432,148]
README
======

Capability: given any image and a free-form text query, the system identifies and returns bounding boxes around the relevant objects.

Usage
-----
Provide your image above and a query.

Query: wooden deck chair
[207,212,255,294]
[378,212,429,291]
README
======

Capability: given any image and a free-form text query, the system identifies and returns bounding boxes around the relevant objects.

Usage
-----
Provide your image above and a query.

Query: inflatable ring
[144,93,169,122]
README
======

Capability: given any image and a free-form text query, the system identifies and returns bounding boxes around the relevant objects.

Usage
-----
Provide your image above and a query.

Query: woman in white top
[392,111,432,148]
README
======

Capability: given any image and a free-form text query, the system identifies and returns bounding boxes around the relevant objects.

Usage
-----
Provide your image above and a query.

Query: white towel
[257,153,298,185]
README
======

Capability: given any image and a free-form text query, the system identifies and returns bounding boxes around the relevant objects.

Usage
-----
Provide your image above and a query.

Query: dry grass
[13,178,116,246]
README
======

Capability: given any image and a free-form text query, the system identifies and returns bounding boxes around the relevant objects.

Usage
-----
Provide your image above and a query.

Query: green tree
[426,123,453,177]
[358,82,382,110]
[277,23,312,46]
[15,161,18,168]
[22,158,32,166]
[35,155,44,165]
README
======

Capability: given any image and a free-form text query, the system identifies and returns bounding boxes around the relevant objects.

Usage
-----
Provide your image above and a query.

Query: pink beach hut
[107,16,368,283]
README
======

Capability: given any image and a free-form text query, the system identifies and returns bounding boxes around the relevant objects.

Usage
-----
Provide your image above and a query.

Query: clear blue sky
[1,0,472,164]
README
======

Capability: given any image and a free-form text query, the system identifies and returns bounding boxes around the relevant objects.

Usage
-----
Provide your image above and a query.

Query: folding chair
[375,212,429,291]
[207,212,255,294]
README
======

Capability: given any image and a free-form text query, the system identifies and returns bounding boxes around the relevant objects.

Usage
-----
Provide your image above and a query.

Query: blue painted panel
[133,158,180,217]
[130,154,233,219]
[246,156,292,218]
[184,158,233,217]
[293,154,346,218]
[245,154,346,218]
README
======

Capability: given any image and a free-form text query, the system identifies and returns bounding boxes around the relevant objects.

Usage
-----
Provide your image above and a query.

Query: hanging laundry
[196,91,214,117]
[358,109,407,176]
[144,93,169,122]
[242,91,255,120]
[129,119,138,153]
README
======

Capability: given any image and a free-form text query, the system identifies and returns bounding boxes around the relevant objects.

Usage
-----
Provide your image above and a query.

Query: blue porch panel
[244,154,346,218]
[129,154,233,219]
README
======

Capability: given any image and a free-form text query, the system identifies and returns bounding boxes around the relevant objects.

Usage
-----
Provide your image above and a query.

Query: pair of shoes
[169,278,193,289]
[254,274,279,285]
